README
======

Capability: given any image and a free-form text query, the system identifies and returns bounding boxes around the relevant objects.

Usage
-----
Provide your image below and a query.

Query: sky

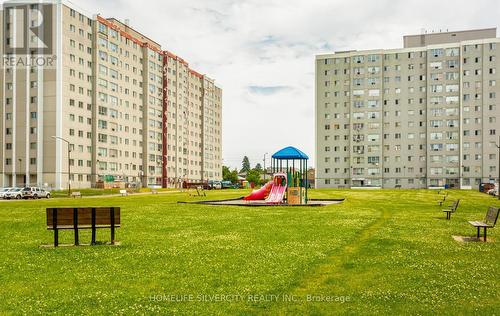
[4,0,500,170]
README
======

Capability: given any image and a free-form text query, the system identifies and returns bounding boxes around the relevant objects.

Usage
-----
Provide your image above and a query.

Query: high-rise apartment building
[316,28,500,189]
[0,1,222,189]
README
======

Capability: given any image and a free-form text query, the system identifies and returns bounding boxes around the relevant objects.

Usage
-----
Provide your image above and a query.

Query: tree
[254,163,263,172]
[241,156,251,173]
[222,166,238,183]
[222,166,231,180]
[246,169,261,186]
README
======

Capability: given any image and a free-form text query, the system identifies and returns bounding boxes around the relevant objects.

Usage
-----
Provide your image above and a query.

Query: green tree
[222,166,231,180]
[241,156,251,173]
[246,169,261,186]
[223,166,238,183]
[254,163,263,172]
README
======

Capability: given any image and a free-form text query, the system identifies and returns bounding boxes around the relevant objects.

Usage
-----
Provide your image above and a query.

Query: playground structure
[244,146,309,205]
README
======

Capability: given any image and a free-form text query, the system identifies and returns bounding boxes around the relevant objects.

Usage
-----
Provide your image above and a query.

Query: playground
[189,146,342,207]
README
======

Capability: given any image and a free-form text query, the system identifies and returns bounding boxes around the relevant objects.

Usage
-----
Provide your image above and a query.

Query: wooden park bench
[46,207,120,247]
[71,191,82,198]
[442,199,459,220]
[119,189,128,196]
[468,207,499,242]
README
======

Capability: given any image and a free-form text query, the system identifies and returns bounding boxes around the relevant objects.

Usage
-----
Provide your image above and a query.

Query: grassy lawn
[0,189,499,314]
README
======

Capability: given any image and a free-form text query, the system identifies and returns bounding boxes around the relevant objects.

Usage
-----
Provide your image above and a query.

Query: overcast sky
[5,0,500,169]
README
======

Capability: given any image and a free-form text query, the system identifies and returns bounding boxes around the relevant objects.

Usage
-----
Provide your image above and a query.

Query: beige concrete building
[316,28,500,189]
[0,1,222,189]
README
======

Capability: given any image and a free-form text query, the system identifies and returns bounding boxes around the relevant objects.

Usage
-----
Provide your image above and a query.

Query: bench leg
[54,229,59,247]
[91,208,96,245]
[477,227,480,239]
[484,228,487,242]
[74,229,79,246]
[91,228,96,245]
[110,207,115,245]
[111,226,115,245]
[73,208,79,246]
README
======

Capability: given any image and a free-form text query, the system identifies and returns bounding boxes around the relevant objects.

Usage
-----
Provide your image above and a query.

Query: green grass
[0,189,499,315]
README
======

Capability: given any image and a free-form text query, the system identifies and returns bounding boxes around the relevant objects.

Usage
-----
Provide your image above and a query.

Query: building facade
[0,1,222,189]
[316,29,500,189]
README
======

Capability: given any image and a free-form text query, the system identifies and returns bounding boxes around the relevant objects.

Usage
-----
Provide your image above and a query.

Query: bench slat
[468,221,491,228]
[46,224,121,230]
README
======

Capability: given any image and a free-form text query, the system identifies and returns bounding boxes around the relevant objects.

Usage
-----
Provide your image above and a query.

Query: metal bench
[46,207,120,246]
[468,207,499,242]
[442,199,459,220]
[437,192,448,206]
[71,191,82,198]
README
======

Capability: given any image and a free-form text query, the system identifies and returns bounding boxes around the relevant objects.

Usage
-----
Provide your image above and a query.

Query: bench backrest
[484,207,500,227]
[46,207,120,228]
[451,199,459,211]
[72,192,81,196]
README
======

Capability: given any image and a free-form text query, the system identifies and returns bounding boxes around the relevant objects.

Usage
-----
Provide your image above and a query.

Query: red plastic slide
[266,173,288,204]
[243,181,273,200]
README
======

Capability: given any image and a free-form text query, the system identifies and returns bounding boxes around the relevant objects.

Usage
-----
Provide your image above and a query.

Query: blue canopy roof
[272,146,309,160]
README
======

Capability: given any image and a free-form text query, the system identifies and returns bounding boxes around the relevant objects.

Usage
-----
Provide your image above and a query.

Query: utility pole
[52,136,72,196]
[263,153,268,182]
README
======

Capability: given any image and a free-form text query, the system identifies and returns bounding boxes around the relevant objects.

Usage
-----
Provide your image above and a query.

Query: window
[367,55,379,62]
[353,56,364,63]
[445,48,459,56]
[430,48,444,57]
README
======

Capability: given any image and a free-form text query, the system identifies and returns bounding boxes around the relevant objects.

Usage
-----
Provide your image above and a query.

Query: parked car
[38,188,51,199]
[208,180,222,190]
[4,187,23,199]
[21,187,51,199]
[232,183,241,189]
[213,181,222,189]
[487,188,498,197]
[0,187,14,199]
[221,181,233,189]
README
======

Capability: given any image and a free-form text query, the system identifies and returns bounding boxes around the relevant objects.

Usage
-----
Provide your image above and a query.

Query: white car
[21,187,51,199]
[0,187,13,199]
[4,187,23,200]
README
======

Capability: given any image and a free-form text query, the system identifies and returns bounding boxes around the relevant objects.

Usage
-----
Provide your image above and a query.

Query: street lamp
[18,158,22,186]
[52,136,72,196]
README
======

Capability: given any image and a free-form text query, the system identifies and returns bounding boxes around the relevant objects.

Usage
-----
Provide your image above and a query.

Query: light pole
[52,136,72,196]
[18,158,22,186]
[263,152,268,181]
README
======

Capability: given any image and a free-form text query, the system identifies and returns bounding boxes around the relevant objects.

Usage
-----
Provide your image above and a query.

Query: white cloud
[3,0,499,169]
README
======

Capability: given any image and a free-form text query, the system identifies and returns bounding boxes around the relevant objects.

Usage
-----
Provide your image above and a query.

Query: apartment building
[316,28,500,189]
[0,1,222,189]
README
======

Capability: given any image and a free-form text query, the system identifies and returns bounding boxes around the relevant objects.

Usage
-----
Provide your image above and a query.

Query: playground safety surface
[178,198,345,207]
